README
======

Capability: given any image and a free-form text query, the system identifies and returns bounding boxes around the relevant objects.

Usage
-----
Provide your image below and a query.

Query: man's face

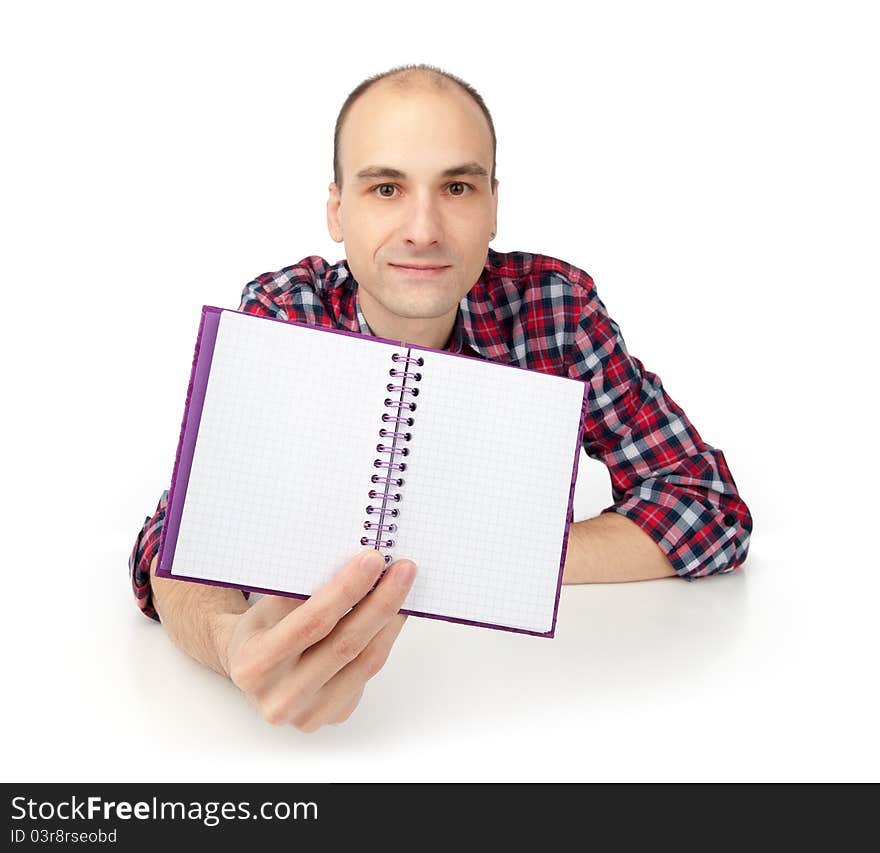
[327,82,498,335]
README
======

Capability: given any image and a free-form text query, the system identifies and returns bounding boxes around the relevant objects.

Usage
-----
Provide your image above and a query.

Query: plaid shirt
[129,247,752,622]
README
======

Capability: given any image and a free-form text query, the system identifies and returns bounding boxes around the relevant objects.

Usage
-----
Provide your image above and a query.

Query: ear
[326,182,343,243]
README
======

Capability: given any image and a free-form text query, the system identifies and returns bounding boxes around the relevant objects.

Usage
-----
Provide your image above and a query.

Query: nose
[400,190,444,248]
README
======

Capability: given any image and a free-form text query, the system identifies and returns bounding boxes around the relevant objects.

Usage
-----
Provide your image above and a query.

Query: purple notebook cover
[157,305,590,638]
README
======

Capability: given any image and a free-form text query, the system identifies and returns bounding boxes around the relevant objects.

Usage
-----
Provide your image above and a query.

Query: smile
[389,263,451,277]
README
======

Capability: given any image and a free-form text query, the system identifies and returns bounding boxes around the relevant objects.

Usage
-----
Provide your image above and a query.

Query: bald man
[129,65,752,733]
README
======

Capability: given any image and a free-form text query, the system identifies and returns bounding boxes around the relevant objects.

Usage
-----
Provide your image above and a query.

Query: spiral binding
[361,349,424,565]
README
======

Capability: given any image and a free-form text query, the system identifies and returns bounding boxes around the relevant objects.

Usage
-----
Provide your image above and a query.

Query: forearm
[562,512,677,584]
[149,555,249,677]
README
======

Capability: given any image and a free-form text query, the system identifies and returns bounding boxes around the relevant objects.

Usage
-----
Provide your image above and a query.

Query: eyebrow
[355,161,489,182]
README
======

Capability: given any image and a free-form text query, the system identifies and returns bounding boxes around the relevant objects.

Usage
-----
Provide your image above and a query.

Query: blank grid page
[392,352,585,634]
[171,311,398,593]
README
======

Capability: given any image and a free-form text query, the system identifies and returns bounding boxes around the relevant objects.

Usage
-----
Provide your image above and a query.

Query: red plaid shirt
[129,247,752,621]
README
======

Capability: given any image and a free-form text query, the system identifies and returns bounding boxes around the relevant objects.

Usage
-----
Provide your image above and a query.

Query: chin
[384,292,457,320]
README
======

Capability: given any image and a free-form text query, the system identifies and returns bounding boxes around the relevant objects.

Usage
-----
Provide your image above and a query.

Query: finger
[225,594,309,690]
[324,613,408,699]
[329,688,365,727]
[246,548,387,668]
[240,591,307,633]
[299,686,365,732]
[291,560,415,696]
[227,592,307,666]
[293,615,408,732]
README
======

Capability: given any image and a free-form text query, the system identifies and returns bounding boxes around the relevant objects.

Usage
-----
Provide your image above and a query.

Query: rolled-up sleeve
[565,279,752,579]
[128,490,169,622]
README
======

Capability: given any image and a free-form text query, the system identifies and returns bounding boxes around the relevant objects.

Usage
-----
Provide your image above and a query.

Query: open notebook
[157,306,589,638]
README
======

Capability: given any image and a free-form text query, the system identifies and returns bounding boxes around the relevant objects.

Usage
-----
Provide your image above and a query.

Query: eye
[374,183,398,198]
[447,181,473,196]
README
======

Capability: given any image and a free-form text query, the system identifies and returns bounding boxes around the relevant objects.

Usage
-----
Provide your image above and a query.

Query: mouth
[389,263,451,277]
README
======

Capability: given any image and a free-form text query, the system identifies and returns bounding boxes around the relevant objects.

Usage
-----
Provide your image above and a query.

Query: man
[129,63,752,732]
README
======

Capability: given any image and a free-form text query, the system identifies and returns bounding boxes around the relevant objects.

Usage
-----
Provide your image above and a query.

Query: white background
[3,0,877,782]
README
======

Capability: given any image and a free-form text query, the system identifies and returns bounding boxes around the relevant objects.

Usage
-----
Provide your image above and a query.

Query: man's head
[327,64,499,346]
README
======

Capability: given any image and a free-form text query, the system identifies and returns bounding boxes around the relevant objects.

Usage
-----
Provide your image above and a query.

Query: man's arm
[562,271,753,582]
[562,513,676,583]
[149,554,248,676]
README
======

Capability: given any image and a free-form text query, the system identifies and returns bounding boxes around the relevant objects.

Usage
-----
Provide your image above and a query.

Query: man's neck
[359,293,457,351]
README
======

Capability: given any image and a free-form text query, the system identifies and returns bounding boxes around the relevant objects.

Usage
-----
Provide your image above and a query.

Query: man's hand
[213,549,416,732]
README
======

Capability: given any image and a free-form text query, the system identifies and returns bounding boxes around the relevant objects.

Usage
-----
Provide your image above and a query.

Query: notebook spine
[362,349,424,566]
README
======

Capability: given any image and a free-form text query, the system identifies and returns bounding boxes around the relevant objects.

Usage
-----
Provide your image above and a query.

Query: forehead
[341,83,492,174]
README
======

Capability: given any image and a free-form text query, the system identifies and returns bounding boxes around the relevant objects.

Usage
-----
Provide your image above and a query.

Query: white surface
[3,1,878,781]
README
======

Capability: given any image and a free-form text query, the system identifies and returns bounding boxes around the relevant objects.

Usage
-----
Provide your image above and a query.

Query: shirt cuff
[600,487,753,581]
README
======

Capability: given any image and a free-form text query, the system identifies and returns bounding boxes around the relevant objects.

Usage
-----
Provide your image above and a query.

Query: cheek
[351,225,390,256]
[454,214,491,241]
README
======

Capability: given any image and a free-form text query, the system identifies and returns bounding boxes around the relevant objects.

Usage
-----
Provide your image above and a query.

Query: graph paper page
[170,311,399,594]
[390,350,586,634]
